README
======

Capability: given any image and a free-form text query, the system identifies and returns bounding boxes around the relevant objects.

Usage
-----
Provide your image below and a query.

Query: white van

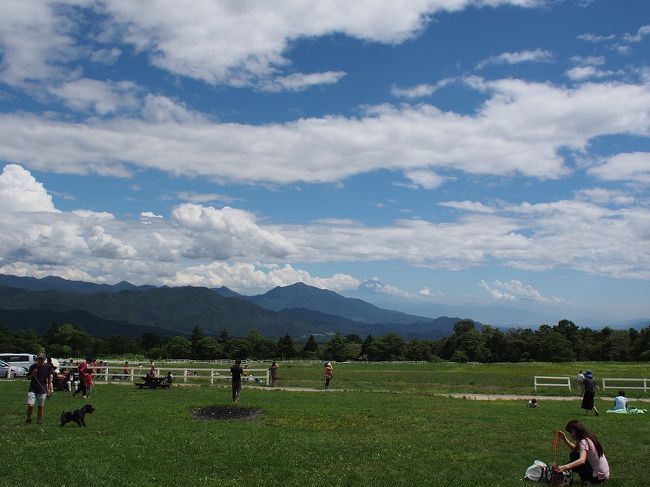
[0,353,37,371]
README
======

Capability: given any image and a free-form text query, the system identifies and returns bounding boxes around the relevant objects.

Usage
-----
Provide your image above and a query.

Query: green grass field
[1,362,648,486]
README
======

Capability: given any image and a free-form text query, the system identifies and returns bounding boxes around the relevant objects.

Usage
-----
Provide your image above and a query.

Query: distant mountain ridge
[0,273,155,294]
[0,275,464,339]
[233,282,432,325]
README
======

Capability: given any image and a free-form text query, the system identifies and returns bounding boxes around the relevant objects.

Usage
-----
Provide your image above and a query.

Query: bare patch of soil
[191,405,262,421]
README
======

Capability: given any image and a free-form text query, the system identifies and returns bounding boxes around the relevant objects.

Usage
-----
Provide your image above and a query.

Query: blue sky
[1,0,649,327]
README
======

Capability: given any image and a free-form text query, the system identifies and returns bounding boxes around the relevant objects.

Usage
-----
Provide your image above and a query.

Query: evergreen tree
[301,335,319,358]
[277,334,296,358]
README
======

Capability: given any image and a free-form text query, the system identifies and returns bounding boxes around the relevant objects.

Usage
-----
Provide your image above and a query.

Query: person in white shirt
[613,390,628,410]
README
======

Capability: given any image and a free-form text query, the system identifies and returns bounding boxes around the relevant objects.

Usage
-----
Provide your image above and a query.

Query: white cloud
[477,49,553,69]
[171,203,296,260]
[47,78,140,115]
[390,79,452,99]
[577,33,615,43]
[2,165,650,288]
[167,262,360,294]
[261,71,347,92]
[623,24,650,43]
[589,152,650,184]
[479,279,564,304]
[404,169,446,189]
[89,48,122,65]
[439,200,496,213]
[140,211,163,219]
[176,192,239,204]
[565,58,617,81]
[3,79,650,185]
[95,0,540,87]
[0,1,79,87]
[0,164,57,212]
[0,1,542,92]
[574,188,635,206]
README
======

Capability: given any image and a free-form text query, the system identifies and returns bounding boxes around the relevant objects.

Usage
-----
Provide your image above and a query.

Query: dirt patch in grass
[191,405,262,421]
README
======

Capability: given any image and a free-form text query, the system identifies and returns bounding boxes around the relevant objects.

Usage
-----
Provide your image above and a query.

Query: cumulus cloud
[0,164,57,212]
[0,1,79,87]
[476,49,553,69]
[2,79,650,185]
[170,203,296,260]
[169,262,360,294]
[95,1,540,87]
[0,1,542,94]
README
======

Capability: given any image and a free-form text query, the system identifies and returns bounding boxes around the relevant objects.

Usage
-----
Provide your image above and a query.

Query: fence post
[210,370,214,385]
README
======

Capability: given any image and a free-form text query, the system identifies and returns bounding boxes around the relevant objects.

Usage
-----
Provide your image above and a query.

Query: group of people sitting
[144,364,174,386]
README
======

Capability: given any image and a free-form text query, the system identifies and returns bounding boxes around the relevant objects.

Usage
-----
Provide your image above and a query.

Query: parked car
[0,353,37,371]
[0,359,28,378]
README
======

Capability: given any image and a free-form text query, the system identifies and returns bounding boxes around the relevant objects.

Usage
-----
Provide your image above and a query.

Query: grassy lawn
[153,360,650,397]
[1,363,648,486]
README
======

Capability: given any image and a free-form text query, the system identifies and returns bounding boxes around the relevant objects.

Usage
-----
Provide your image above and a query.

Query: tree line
[1,319,649,362]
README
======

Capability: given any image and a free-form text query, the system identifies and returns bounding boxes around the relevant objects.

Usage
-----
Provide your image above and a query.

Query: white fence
[534,376,572,392]
[601,377,650,393]
[59,365,270,386]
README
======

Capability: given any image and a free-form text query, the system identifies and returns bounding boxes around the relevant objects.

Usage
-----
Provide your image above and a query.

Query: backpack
[524,460,572,486]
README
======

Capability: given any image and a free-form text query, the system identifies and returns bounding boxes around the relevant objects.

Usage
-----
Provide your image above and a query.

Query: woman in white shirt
[613,390,628,410]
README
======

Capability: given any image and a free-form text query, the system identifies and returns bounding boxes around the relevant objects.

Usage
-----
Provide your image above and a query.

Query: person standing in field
[25,353,53,424]
[576,370,585,395]
[83,363,94,399]
[581,370,600,416]
[230,359,246,402]
[554,419,609,484]
[324,362,333,390]
[269,361,279,387]
[123,361,130,380]
[72,359,88,397]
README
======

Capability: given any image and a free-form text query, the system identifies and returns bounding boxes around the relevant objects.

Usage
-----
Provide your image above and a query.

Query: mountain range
[0,274,465,340]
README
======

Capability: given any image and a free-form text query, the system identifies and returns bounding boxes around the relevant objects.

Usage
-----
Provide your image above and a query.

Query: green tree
[190,325,204,357]
[301,335,319,359]
[277,334,296,359]
[141,332,162,352]
[194,337,223,360]
[44,324,92,357]
[164,336,192,358]
[324,333,347,361]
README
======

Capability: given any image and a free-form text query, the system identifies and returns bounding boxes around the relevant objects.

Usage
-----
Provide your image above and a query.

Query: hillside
[246,282,430,325]
[0,277,463,340]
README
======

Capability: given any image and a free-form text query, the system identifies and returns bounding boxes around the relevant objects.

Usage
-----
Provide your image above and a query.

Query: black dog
[60,404,95,427]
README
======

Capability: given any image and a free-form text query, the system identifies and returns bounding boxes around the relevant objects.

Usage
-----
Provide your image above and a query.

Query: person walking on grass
[25,353,53,425]
[324,362,333,390]
[269,361,279,387]
[554,419,610,485]
[230,359,246,402]
[581,370,600,416]
[72,359,88,397]
[576,370,585,395]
